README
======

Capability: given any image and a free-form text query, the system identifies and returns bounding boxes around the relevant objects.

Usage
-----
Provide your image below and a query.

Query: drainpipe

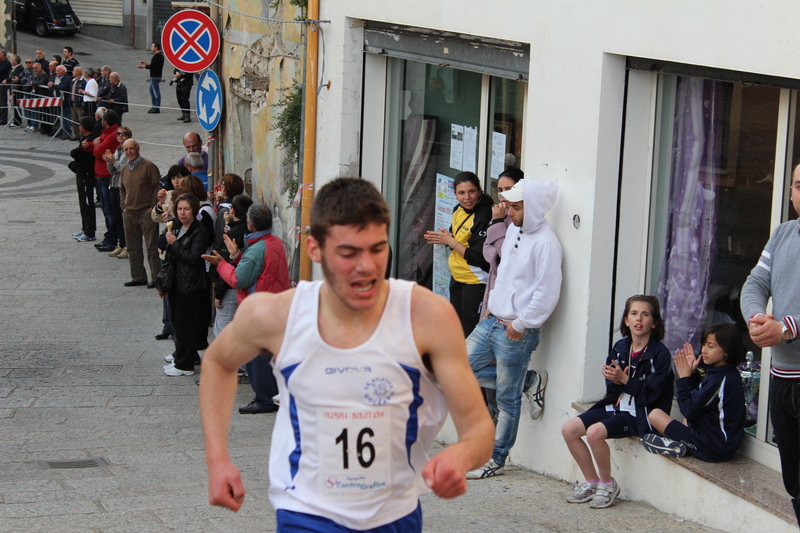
[298,0,319,281]
[130,0,135,47]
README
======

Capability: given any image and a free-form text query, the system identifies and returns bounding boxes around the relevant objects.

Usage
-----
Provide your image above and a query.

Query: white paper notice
[433,174,456,299]
[450,124,464,171]
[491,131,507,179]
[463,126,477,173]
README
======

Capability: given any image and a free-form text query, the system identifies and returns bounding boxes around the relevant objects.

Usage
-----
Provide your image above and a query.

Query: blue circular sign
[195,70,223,132]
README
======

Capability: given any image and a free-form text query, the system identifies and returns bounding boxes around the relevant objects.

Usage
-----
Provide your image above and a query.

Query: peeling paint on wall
[219,0,304,280]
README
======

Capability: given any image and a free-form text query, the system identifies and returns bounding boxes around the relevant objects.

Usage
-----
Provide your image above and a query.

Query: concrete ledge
[571,401,795,525]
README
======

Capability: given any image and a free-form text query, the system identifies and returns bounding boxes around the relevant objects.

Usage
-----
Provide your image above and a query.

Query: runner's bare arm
[410,285,494,498]
[199,289,294,511]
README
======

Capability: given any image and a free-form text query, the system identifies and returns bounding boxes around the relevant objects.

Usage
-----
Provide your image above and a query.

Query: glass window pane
[384,60,482,287]
[487,77,525,201]
[651,75,779,434]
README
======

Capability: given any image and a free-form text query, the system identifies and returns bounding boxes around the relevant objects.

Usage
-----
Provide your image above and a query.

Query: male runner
[200,178,493,531]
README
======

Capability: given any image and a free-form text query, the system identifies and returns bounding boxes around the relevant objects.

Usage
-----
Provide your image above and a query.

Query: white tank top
[268,279,448,530]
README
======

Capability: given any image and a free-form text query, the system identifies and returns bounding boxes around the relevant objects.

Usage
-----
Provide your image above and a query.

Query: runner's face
[312,223,389,312]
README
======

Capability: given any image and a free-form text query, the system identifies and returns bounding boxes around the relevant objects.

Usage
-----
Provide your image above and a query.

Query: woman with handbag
[158,193,210,377]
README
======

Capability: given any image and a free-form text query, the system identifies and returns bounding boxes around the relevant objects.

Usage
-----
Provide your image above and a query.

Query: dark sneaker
[641,433,687,457]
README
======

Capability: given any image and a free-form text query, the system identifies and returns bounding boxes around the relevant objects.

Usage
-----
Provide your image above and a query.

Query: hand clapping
[674,342,699,379]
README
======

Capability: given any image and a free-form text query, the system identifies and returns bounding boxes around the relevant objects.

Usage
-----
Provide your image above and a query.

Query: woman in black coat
[158,193,210,376]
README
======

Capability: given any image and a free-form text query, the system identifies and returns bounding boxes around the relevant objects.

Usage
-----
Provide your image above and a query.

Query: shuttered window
[70,0,123,27]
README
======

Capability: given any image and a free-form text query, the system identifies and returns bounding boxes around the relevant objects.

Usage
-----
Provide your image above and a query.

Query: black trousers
[449,278,486,337]
[168,287,210,371]
[176,85,191,112]
[76,173,96,237]
[770,376,800,525]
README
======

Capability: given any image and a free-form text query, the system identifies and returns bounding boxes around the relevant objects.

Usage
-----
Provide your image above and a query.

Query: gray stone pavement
[0,31,721,533]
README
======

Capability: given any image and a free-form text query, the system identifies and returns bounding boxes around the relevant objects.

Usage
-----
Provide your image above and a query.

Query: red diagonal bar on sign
[173,21,208,61]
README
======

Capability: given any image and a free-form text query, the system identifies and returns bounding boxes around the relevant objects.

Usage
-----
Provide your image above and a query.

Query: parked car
[13,0,82,37]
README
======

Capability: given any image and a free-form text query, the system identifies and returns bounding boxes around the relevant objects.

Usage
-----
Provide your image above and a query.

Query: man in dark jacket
[138,43,164,113]
[70,116,99,242]
[25,61,50,132]
[104,72,128,123]
[0,52,21,125]
[48,65,72,139]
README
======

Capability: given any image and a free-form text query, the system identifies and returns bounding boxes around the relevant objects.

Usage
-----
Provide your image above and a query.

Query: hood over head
[499,179,557,233]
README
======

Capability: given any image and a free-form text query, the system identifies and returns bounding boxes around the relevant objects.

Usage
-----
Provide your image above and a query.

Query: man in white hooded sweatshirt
[466,179,563,479]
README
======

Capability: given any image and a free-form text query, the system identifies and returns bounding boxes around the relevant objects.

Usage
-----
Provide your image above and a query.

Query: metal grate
[61,365,123,376]
[37,457,109,469]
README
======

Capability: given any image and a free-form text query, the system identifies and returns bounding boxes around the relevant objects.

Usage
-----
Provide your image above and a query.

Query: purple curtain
[658,77,724,351]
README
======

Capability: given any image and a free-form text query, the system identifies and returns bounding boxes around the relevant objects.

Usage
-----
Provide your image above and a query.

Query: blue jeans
[95,177,116,245]
[467,317,540,466]
[149,77,161,108]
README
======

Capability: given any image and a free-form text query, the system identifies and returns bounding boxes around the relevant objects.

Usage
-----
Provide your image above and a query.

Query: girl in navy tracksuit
[642,323,746,462]
[562,295,674,509]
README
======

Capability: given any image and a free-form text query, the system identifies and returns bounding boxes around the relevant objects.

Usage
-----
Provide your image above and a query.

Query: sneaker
[108,246,124,257]
[117,248,129,259]
[566,481,598,503]
[75,234,97,242]
[72,230,84,238]
[25,126,35,132]
[523,370,548,420]
[8,123,19,128]
[272,395,280,405]
[164,354,174,364]
[163,363,194,376]
[589,479,620,509]
[466,460,505,479]
[641,433,687,457]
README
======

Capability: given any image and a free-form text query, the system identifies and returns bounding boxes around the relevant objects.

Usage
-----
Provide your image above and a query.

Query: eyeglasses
[116,132,129,137]
[25,61,32,64]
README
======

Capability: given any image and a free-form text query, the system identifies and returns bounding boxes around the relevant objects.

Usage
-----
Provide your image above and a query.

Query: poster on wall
[450,124,465,170]
[463,126,478,173]
[491,131,507,178]
[433,174,456,299]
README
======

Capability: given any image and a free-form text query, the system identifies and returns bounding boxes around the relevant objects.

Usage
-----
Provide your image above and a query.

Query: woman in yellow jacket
[425,172,492,336]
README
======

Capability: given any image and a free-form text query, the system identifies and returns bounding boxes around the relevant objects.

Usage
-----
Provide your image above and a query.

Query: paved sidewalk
[0,31,721,533]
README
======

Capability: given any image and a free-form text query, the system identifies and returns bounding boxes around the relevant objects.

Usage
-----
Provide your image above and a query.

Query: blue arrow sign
[196,70,223,132]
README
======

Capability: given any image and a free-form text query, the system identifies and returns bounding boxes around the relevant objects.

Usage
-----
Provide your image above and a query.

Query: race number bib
[317,407,391,497]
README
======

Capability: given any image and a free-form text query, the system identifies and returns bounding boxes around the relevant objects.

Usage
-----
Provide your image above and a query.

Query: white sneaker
[163,363,194,377]
[589,479,620,509]
[466,460,505,479]
[72,230,84,238]
[164,354,174,363]
[523,370,548,420]
[566,480,598,503]
[272,395,280,405]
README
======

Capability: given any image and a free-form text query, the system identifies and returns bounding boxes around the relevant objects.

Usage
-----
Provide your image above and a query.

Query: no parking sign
[162,10,220,73]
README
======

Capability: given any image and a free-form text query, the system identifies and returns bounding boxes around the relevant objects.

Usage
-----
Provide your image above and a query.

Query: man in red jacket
[204,204,290,414]
[84,109,121,252]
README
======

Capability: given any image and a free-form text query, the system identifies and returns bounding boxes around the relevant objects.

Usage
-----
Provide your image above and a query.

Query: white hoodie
[487,180,563,332]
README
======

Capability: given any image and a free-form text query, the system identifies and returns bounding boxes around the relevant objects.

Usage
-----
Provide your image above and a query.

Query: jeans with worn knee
[467,316,540,466]
[213,289,238,338]
[149,77,161,108]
